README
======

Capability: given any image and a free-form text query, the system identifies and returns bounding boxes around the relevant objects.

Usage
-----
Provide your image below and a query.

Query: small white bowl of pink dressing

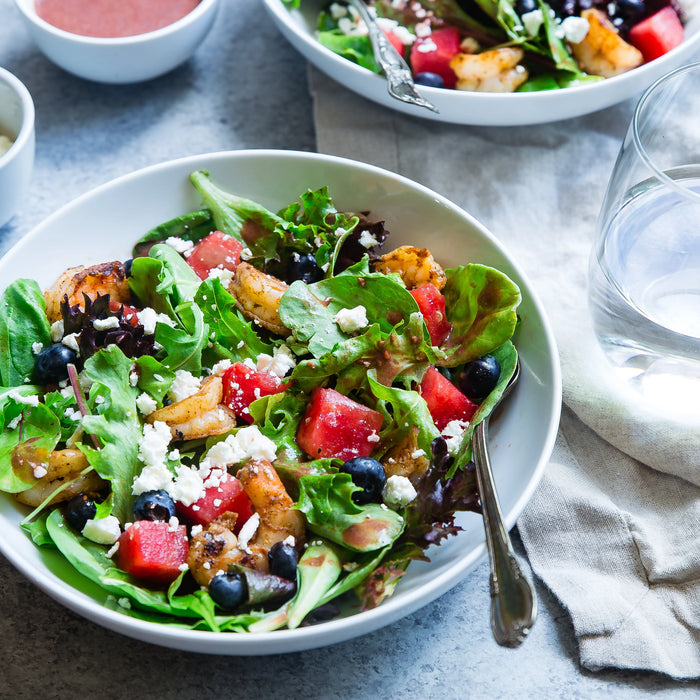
[14,0,220,84]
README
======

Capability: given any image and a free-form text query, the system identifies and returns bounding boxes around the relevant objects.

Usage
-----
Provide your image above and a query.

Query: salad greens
[287,0,610,92]
[0,172,522,632]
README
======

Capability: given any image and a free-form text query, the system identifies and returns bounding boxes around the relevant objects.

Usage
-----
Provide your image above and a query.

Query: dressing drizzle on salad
[0,172,521,631]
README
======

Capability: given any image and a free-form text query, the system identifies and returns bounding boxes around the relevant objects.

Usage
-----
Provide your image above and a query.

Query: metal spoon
[472,358,537,647]
[346,0,439,113]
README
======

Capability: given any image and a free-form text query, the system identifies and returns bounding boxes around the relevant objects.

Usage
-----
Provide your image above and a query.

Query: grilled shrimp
[373,246,447,291]
[450,48,529,93]
[187,512,242,587]
[236,459,305,571]
[570,9,643,78]
[146,375,236,441]
[229,262,290,336]
[187,460,304,584]
[13,447,107,506]
[44,262,131,324]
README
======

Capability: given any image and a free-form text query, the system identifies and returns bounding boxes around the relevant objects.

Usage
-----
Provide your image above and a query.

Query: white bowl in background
[0,149,561,654]
[263,0,700,126]
[14,0,220,84]
[0,67,35,228]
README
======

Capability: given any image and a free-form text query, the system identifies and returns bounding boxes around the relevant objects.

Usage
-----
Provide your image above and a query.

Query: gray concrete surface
[0,0,698,696]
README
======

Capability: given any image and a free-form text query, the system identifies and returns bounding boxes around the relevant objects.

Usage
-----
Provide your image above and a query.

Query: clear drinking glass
[588,62,700,408]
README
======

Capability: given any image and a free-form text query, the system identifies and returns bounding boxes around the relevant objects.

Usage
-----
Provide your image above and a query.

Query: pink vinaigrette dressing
[35,0,201,38]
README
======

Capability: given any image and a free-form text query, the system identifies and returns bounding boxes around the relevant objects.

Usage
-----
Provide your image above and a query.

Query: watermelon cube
[297,387,383,461]
[410,284,452,346]
[419,367,478,431]
[118,520,189,585]
[409,26,461,89]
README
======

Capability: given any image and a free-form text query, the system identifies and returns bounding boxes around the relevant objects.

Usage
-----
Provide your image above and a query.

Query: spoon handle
[345,0,439,113]
[472,418,537,647]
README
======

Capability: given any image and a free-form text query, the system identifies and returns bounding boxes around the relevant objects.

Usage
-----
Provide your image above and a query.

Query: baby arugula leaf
[190,169,283,244]
[79,346,141,524]
[195,278,272,367]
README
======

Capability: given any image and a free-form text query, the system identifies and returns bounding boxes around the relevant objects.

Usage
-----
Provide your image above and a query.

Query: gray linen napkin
[309,66,700,678]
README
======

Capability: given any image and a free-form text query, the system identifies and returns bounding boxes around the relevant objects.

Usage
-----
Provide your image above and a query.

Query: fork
[346,0,439,113]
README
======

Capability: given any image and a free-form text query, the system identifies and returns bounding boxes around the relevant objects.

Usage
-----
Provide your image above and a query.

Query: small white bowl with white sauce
[0,67,35,228]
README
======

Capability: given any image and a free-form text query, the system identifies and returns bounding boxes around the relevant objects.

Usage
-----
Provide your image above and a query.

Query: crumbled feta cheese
[50,319,64,342]
[559,15,589,44]
[64,407,82,422]
[62,333,80,356]
[169,464,205,506]
[521,9,543,37]
[207,267,234,286]
[382,475,417,509]
[7,390,39,406]
[282,535,296,547]
[200,435,246,471]
[329,2,348,19]
[417,38,437,53]
[136,307,176,335]
[31,341,43,355]
[191,524,203,536]
[129,371,139,387]
[164,236,194,254]
[168,370,201,403]
[256,344,296,378]
[132,463,173,495]
[92,316,120,331]
[367,430,380,443]
[117,597,131,609]
[32,465,47,479]
[442,419,471,457]
[411,448,426,459]
[82,515,121,545]
[237,512,260,552]
[235,425,278,461]
[138,420,172,468]
[135,392,158,416]
[358,230,380,249]
[211,359,233,377]
[334,305,369,333]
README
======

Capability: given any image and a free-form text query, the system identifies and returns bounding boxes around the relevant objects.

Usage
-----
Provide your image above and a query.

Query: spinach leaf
[0,279,51,386]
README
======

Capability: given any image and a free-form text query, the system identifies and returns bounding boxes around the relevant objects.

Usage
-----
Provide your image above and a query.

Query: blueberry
[123,258,134,277]
[514,0,537,14]
[209,572,249,611]
[458,355,501,403]
[268,542,298,581]
[414,72,445,89]
[340,457,386,505]
[65,493,97,532]
[132,489,176,522]
[34,343,78,384]
[286,253,324,284]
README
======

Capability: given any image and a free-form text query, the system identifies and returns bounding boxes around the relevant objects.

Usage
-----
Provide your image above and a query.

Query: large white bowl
[14,0,220,84]
[0,67,35,228]
[0,150,561,654]
[263,0,700,126]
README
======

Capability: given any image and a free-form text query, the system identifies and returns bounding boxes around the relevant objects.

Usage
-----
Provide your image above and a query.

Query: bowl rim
[0,67,35,168]
[0,148,562,654]
[14,0,219,45]
[263,0,700,107]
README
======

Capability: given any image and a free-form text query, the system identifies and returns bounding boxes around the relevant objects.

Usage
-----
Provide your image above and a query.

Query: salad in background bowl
[0,150,560,654]
[264,0,700,124]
